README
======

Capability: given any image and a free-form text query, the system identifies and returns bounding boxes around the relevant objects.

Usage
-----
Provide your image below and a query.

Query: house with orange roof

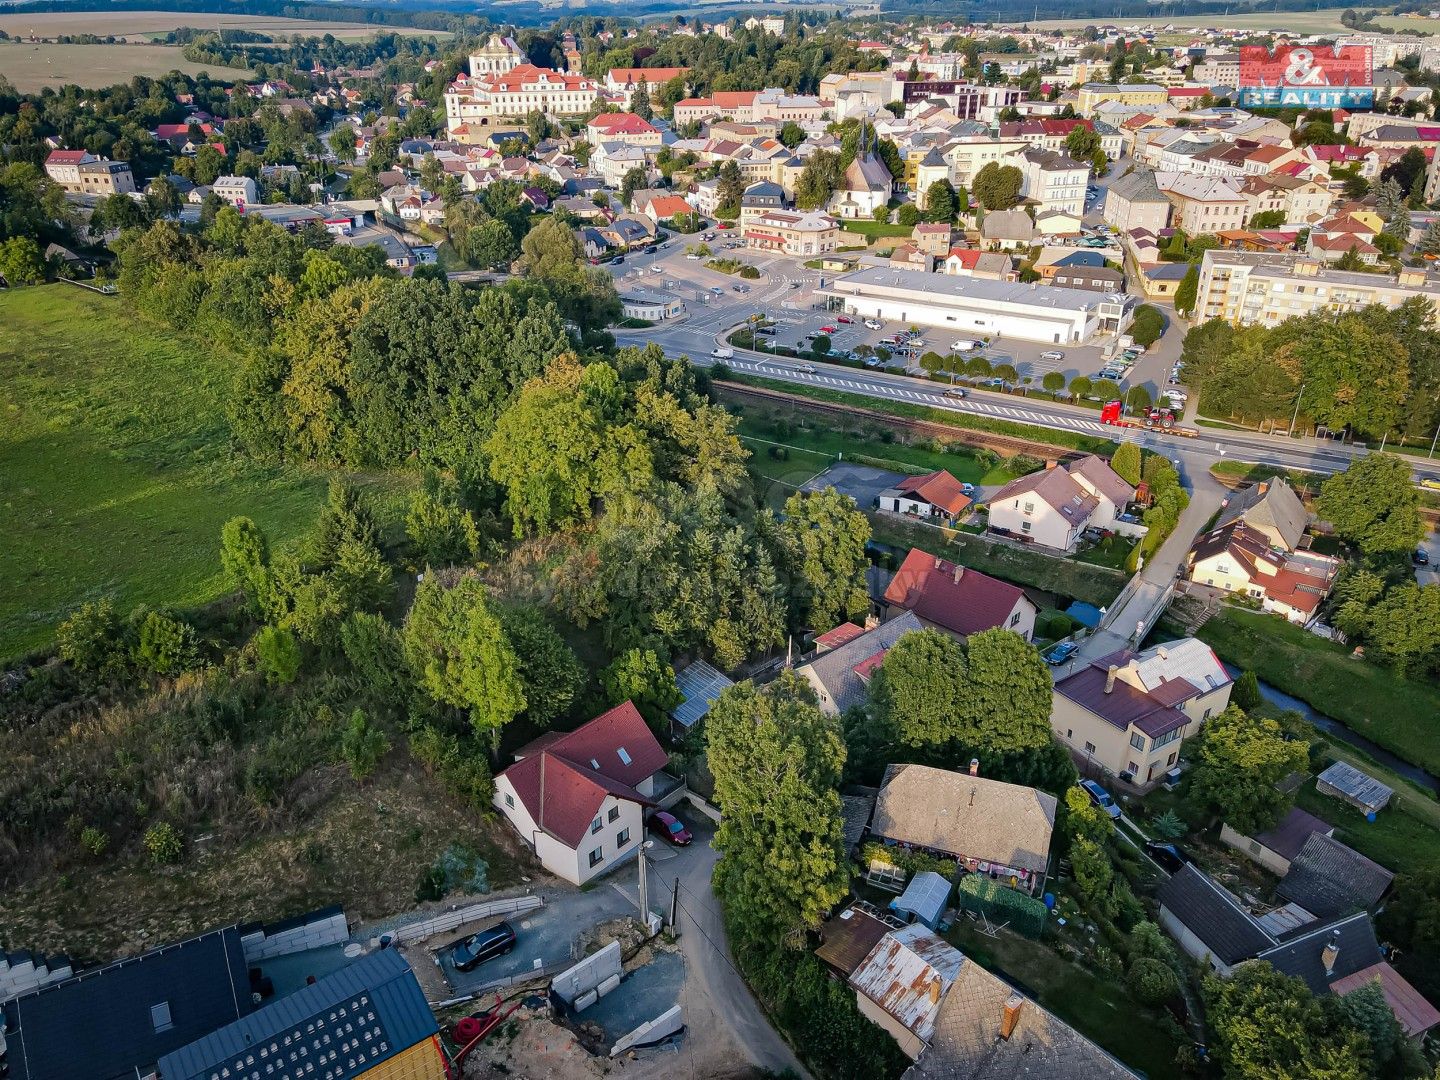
[877,470,972,523]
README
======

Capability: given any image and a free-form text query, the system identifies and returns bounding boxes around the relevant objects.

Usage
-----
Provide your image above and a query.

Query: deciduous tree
[1318,453,1423,559]
[1188,706,1308,833]
[708,672,849,948]
[777,488,870,632]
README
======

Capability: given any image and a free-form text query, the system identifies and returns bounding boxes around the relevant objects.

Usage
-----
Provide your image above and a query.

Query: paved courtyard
[801,461,905,507]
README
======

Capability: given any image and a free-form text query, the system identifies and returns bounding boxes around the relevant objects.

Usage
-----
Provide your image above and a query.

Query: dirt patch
[0,766,536,964]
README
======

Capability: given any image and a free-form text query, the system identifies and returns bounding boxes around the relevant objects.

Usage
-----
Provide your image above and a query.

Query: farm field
[0,10,451,40]
[0,285,409,663]
[1023,7,1438,34]
[0,41,251,90]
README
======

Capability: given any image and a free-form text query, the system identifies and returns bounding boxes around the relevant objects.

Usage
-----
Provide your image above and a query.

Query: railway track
[711,380,1084,461]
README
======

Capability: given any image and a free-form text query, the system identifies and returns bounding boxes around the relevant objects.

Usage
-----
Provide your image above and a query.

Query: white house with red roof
[43,149,96,191]
[876,470,972,524]
[882,549,1038,642]
[493,702,683,885]
[586,112,662,147]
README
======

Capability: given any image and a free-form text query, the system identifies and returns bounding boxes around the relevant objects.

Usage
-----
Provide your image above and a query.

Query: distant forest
[0,0,1414,31]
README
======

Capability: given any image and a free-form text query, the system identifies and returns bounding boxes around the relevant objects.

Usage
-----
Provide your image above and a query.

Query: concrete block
[574,988,599,1012]
[610,1005,683,1055]
[597,973,621,998]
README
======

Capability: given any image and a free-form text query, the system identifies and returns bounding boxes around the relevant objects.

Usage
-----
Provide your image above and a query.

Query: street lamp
[1287,383,1307,438]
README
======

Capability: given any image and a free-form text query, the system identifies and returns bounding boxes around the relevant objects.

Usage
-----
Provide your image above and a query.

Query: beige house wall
[855,992,926,1060]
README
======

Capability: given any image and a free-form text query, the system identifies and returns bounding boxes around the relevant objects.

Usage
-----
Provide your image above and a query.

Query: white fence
[392,895,543,945]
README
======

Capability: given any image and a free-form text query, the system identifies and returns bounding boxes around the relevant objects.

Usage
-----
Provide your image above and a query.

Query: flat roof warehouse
[819,265,1133,345]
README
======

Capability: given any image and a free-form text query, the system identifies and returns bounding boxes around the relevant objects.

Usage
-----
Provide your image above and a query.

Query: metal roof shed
[670,660,733,734]
[1316,761,1393,815]
[891,871,952,930]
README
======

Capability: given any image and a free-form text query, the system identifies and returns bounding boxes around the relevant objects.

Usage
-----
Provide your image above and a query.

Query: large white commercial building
[1195,250,1440,329]
[820,266,1134,345]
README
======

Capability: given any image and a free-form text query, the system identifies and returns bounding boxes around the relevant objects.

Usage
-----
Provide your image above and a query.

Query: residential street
[626,818,813,1080]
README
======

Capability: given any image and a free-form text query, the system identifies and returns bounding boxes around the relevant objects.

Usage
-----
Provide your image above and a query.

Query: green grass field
[0,286,405,662]
[1196,607,1440,776]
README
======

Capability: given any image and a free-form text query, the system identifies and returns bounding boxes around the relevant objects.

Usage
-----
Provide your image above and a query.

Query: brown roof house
[882,549,1038,642]
[1186,520,1340,626]
[987,455,1135,552]
[493,702,683,885]
[877,470,973,524]
[1051,638,1232,787]
[848,923,965,1060]
[870,763,1055,895]
[907,952,1140,1078]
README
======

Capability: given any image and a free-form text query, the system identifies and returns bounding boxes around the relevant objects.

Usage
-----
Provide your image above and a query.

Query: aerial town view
[4,0,1440,1076]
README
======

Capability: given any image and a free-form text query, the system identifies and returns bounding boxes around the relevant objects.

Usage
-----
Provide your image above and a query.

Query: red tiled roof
[882,549,1027,638]
[816,622,867,650]
[589,112,658,134]
[645,195,693,219]
[946,247,982,268]
[503,701,669,847]
[1330,962,1440,1037]
[45,150,89,164]
[609,66,688,85]
[896,470,972,516]
[852,649,888,681]
[1039,118,1091,136]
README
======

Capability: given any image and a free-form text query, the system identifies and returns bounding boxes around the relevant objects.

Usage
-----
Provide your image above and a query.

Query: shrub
[954,874,1049,938]
[144,822,183,865]
[1046,613,1074,639]
[1129,957,1180,1005]
[1130,305,1165,347]
[133,610,200,676]
[56,598,127,678]
[255,625,301,684]
[1010,454,1043,473]
[339,708,390,781]
[769,445,789,461]
[1149,810,1187,841]
[739,265,760,279]
[80,826,108,857]
[409,725,494,809]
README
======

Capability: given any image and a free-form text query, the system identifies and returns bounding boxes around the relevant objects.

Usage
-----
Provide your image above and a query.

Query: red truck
[1099,400,1197,437]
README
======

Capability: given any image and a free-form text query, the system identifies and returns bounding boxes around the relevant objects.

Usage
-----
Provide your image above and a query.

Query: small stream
[1222,663,1440,794]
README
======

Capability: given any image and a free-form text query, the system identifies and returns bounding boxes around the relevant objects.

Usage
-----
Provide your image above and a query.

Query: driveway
[622,816,812,1079]
[436,883,635,994]
[801,461,906,506]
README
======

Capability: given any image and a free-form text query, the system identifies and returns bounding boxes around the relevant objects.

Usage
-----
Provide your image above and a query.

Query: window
[1021,519,1032,534]
[1009,611,1022,627]
[608,805,620,823]
[617,828,631,847]
[504,793,514,809]
[1130,732,1147,752]
[1023,501,1035,515]
[1066,729,1073,739]
[1202,707,1213,721]
[1083,741,1096,754]
[1167,752,1178,766]
[1249,840,1261,855]
[591,816,603,835]
[151,1002,174,1034]
[616,747,632,766]
[589,848,603,868]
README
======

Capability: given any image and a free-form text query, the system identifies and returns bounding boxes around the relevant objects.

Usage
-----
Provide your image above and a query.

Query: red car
[717,222,733,229]
[819,325,838,334]
[648,811,693,846]
[837,316,855,324]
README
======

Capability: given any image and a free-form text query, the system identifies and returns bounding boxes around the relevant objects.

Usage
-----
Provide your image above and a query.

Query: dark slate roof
[1252,806,1333,862]
[1,927,252,1080]
[1276,833,1394,920]
[1255,912,1382,996]
[816,904,897,978]
[158,949,438,1080]
[841,790,877,854]
[1156,864,1273,965]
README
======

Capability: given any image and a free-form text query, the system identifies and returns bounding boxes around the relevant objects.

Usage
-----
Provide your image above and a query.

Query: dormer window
[617,747,632,766]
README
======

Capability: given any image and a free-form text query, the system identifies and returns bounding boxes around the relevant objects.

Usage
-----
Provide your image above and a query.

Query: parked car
[952,339,981,352]
[1080,779,1122,820]
[717,222,732,229]
[651,265,663,275]
[1040,350,1065,362]
[648,810,693,846]
[613,255,625,264]
[686,253,701,260]
[837,315,855,324]
[864,357,881,367]
[1415,549,1431,566]
[819,325,838,334]
[864,319,883,330]
[1144,842,1193,874]
[1044,641,1079,666]
[644,245,657,254]
[959,482,976,496]
[756,326,778,336]
[450,922,516,972]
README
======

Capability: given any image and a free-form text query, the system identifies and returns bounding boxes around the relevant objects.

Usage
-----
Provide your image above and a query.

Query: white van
[711,346,734,359]
[952,339,981,352]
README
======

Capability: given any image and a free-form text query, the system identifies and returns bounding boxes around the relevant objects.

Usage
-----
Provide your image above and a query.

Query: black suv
[449,921,517,972]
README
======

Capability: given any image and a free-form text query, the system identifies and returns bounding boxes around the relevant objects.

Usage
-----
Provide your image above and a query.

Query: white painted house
[493,702,684,886]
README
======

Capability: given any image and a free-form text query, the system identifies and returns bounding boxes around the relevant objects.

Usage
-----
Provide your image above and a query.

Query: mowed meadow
[0,285,406,661]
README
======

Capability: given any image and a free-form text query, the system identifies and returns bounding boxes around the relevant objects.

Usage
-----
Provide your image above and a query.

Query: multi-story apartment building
[605,66,689,109]
[1193,53,1240,85]
[1077,83,1168,114]
[1017,147,1089,218]
[1157,173,1247,235]
[75,159,136,196]
[43,149,96,191]
[1194,250,1440,329]
[673,87,825,127]
[743,209,839,257]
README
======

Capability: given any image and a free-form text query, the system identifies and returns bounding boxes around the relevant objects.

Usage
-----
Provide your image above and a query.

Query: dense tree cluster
[1181,300,1440,442]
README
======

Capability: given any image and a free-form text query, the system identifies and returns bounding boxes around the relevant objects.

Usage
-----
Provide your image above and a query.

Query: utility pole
[1287,383,1306,438]
[670,878,679,930]
[636,840,654,926]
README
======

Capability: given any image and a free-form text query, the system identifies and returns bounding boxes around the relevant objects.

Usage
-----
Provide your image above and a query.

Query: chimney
[969,786,976,807]
[953,564,964,585]
[1257,480,1269,495]
[969,758,980,776]
[1157,646,1168,661]
[1000,992,1024,1040]
[1044,459,1057,470]
[1104,665,1118,694]
[934,556,943,570]
[1322,931,1340,976]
